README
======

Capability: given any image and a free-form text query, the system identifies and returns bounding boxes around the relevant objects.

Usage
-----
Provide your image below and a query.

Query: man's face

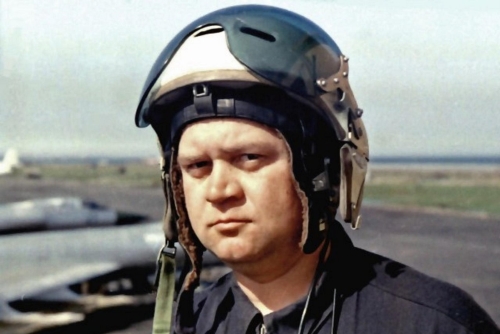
[177,118,304,267]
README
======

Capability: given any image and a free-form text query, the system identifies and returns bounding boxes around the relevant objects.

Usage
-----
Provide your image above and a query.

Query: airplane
[0,222,222,333]
[0,149,21,175]
[0,197,148,234]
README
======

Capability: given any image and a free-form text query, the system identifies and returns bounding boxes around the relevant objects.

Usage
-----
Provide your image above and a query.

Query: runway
[1,177,498,332]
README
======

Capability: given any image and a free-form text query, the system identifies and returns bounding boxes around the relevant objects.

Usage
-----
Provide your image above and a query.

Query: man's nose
[205,162,242,204]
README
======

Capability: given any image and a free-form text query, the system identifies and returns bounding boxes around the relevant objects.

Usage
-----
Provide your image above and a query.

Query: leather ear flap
[339,144,367,229]
[161,171,178,242]
[160,149,179,242]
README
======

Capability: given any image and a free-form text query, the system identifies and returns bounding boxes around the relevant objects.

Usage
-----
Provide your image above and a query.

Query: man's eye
[188,161,209,170]
[242,154,260,161]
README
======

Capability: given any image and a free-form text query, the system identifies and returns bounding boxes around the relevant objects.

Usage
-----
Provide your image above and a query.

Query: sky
[1,0,500,158]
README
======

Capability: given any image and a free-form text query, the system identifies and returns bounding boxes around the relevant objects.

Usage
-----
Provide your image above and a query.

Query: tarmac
[1,177,499,332]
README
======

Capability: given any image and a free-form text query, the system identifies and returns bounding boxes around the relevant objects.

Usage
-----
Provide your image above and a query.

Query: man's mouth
[210,218,251,229]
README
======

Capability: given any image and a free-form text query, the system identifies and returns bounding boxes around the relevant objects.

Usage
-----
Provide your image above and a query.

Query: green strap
[152,252,176,334]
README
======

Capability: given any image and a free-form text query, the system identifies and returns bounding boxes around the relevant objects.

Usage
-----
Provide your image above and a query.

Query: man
[135,5,499,333]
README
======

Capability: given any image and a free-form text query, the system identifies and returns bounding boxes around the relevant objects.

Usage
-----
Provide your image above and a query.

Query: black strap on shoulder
[152,244,177,334]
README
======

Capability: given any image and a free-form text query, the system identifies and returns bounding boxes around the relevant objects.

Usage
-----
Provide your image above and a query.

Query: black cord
[297,271,316,334]
[297,238,331,334]
[330,288,338,334]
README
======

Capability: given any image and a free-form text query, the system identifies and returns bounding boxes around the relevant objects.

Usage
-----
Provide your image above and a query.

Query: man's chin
[212,249,259,266]
[216,253,253,264]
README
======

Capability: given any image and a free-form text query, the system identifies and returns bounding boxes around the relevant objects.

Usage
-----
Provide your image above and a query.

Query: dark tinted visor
[136,5,342,127]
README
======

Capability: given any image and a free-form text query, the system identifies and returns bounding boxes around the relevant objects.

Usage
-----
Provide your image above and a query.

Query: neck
[232,244,324,315]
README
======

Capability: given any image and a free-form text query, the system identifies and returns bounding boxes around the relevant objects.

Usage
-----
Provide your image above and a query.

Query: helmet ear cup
[301,155,341,253]
[289,124,342,254]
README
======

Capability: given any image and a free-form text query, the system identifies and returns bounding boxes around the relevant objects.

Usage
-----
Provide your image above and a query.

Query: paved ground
[1,177,499,332]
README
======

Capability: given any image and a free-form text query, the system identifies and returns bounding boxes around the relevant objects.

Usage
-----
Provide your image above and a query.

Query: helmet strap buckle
[193,84,215,114]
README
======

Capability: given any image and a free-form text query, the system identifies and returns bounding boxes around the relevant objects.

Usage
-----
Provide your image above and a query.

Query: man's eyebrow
[219,141,275,155]
[177,154,202,164]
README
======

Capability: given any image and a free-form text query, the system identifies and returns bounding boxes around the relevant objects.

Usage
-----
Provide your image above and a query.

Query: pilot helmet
[135,4,369,291]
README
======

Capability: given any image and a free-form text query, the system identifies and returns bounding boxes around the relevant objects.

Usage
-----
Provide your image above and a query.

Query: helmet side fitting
[135,5,369,291]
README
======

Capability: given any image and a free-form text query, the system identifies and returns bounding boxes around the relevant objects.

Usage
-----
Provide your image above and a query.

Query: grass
[364,183,500,216]
[364,167,500,217]
[12,162,162,188]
